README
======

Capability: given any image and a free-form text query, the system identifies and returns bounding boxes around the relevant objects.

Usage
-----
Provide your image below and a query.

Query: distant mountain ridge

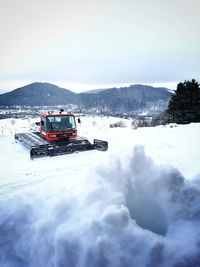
[0,82,76,106]
[0,82,172,113]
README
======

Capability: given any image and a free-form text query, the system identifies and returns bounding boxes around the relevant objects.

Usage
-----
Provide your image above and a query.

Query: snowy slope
[0,116,200,267]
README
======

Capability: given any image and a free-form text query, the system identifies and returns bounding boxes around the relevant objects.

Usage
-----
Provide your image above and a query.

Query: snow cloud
[1,146,200,266]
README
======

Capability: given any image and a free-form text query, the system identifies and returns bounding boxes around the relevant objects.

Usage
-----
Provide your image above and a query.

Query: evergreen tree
[167,79,200,124]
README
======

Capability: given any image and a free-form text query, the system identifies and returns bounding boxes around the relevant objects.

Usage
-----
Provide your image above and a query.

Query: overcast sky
[0,0,199,92]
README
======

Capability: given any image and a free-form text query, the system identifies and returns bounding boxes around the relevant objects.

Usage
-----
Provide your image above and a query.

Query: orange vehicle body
[40,112,78,141]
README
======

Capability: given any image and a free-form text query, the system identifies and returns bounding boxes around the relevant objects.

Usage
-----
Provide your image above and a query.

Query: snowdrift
[0,117,200,267]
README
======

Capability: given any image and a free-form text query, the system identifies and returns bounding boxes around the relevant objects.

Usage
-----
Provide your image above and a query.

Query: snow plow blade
[15,132,108,159]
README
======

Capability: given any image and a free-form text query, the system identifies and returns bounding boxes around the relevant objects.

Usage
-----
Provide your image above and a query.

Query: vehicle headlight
[49,134,57,137]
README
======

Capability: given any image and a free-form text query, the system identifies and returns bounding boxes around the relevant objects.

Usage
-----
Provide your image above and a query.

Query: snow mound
[0,146,200,267]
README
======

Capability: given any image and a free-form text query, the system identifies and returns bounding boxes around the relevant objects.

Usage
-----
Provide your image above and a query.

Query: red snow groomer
[15,109,108,159]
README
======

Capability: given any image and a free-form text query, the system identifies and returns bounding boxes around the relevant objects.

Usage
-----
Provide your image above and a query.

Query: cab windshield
[47,115,76,132]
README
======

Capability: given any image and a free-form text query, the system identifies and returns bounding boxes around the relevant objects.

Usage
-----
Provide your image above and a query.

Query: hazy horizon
[0,80,177,95]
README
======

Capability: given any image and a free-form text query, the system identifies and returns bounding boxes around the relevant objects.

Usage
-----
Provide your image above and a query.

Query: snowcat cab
[40,112,77,141]
[15,109,108,159]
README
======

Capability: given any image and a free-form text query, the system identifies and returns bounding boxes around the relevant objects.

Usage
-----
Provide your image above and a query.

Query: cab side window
[41,118,47,131]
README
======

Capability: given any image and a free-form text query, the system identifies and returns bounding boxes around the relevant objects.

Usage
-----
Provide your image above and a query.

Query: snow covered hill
[0,116,200,267]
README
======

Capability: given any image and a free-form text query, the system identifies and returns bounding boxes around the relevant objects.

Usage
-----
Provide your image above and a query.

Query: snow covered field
[0,116,200,267]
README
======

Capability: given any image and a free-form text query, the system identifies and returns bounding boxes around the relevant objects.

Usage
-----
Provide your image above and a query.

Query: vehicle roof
[41,112,74,117]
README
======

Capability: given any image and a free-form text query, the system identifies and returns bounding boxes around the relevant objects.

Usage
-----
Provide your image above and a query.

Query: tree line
[167,79,200,124]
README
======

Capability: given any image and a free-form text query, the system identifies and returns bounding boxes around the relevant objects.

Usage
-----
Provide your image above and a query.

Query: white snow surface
[0,116,200,267]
